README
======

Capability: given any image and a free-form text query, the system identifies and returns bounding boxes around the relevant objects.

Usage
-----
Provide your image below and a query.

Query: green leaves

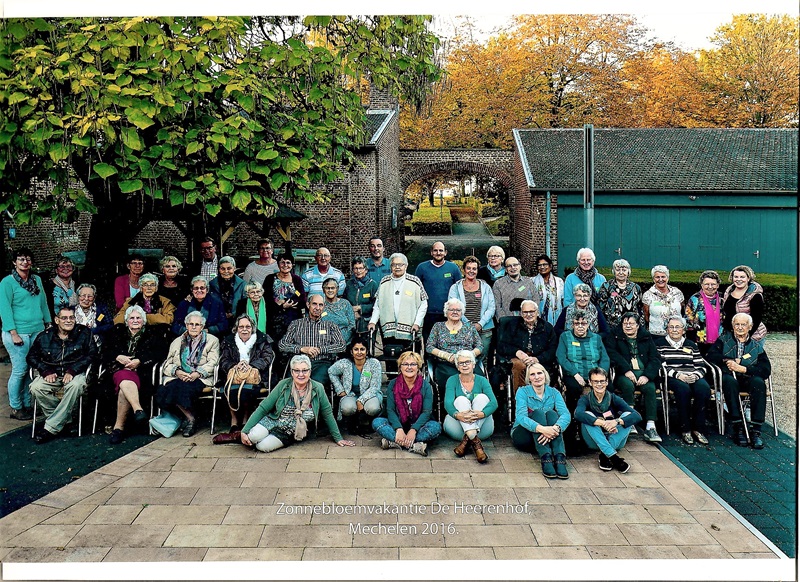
[118,179,143,193]
[93,163,118,179]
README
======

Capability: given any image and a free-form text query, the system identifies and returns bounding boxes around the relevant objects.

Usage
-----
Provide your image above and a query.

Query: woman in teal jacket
[241,354,355,452]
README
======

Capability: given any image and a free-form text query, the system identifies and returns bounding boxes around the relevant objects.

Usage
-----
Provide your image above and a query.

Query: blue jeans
[2,330,36,410]
[581,413,634,457]
[372,417,441,444]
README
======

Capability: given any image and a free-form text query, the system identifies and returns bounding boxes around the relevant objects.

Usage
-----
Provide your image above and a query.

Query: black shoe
[34,427,57,444]
[109,428,125,445]
[610,454,630,474]
[540,453,557,478]
[10,407,33,421]
[750,429,764,450]
[554,453,569,479]
[598,452,612,471]
[732,423,748,447]
[182,420,196,438]
[133,409,148,423]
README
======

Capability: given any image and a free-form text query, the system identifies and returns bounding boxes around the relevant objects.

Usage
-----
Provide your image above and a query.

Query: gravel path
[764,333,797,438]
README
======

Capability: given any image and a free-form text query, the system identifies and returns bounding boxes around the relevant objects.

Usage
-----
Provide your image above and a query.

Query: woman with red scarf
[372,351,441,457]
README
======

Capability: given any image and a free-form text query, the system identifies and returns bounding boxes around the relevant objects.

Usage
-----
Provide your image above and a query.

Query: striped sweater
[653,336,706,378]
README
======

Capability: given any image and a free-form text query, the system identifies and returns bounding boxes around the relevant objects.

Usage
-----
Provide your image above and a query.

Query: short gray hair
[190,275,209,288]
[139,273,159,287]
[576,248,596,262]
[486,245,505,260]
[612,259,631,272]
[235,314,256,330]
[219,255,236,269]
[290,354,312,371]
[667,315,687,329]
[244,280,263,293]
[76,283,96,297]
[651,265,670,278]
[184,310,206,326]
[732,313,753,327]
[573,283,592,296]
[124,304,147,325]
[455,350,476,365]
[389,252,408,266]
[443,297,465,313]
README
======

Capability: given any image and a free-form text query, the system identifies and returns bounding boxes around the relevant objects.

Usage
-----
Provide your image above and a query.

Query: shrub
[486,215,510,236]
[410,206,452,235]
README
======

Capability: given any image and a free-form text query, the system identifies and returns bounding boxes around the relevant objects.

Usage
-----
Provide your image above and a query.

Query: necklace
[392,277,404,295]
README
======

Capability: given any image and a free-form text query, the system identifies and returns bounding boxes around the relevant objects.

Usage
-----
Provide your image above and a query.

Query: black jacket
[27,324,97,377]
[101,323,168,375]
[219,330,275,382]
[603,325,661,380]
[496,316,557,371]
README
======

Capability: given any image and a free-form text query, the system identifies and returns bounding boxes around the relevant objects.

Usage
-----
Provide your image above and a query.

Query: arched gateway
[400,150,514,193]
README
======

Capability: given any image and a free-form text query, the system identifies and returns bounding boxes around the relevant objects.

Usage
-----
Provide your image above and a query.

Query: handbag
[224,365,261,411]
[149,410,182,438]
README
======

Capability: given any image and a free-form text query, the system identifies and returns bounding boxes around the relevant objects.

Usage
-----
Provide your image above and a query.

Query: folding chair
[732,372,778,440]
[30,365,98,438]
[158,361,220,434]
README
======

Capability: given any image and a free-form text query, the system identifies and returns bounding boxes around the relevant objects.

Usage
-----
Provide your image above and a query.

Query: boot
[453,434,471,457]
[731,422,748,447]
[750,428,764,450]
[471,436,488,464]
[540,453,557,478]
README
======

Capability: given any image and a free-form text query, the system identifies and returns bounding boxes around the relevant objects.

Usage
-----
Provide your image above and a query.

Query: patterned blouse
[597,280,644,328]
[642,285,685,336]
[425,321,482,357]
[320,298,356,344]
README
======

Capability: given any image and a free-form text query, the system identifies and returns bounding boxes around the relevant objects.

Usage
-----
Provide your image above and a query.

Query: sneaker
[598,452,613,471]
[10,407,33,421]
[381,438,401,450]
[133,409,148,423]
[642,427,662,443]
[109,428,124,445]
[610,454,630,474]
[182,420,196,438]
[410,442,428,456]
[681,432,694,445]
[629,425,638,435]
[693,431,709,445]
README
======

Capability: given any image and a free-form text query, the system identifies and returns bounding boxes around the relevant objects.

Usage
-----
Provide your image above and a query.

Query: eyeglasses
[487,254,502,258]
[536,263,549,268]
[16,257,32,263]
[58,315,76,321]
[506,263,520,268]
[456,361,472,367]
[323,287,338,291]
[400,362,419,368]
[192,286,207,291]
[57,264,74,270]
[447,308,463,313]
[573,321,588,326]
[667,325,684,331]
[521,310,537,315]
[141,283,157,288]
[187,322,204,327]
[237,325,253,330]
[390,263,405,268]
[316,254,331,258]
[291,368,311,374]
[259,247,273,251]
[129,261,144,266]
[622,321,637,326]
[200,245,215,251]
[590,380,608,385]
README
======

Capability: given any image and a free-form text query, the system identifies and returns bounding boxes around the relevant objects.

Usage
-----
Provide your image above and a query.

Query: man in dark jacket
[345,256,379,338]
[27,306,98,443]
[496,300,557,394]
[603,312,662,443]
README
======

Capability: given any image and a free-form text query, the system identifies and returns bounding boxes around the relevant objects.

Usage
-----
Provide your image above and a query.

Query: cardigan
[513,384,570,433]
[113,274,139,311]
[162,332,220,387]
[603,326,661,380]
[574,392,642,427]
[448,279,496,331]
[344,276,379,334]
[370,275,428,341]
[0,273,50,334]
[444,373,498,418]
[328,357,383,402]
[242,377,343,442]
[556,330,610,378]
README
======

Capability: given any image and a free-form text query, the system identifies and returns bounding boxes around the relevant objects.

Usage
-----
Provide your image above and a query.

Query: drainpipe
[583,124,594,249]
[545,191,551,257]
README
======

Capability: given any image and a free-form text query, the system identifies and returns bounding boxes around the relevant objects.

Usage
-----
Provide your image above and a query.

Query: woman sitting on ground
[241,354,355,452]
[574,367,642,473]
[328,337,383,435]
[443,350,497,464]
[684,270,724,356]
[157,255,191,307]
[372,351,442,456]
[511,363,570,479]
[426,298,482,389]
[320,276,356,344]
[209,256,246,331]
[157,310,220,437]
[114,273,176,337]
[219,314,274,434]
[74,283,114,346]
[103,305,167,445]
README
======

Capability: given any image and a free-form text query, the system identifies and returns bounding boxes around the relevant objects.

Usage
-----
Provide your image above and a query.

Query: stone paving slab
[0,431,785,571]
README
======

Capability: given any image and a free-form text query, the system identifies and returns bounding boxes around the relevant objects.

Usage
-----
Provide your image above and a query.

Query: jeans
[2,330,36,410]
[340,395,383,417]
[311,360,333,386]
[668,376,711,432]
[29,373,87,433]
[372,416,441,444]
[614,374,658,422]
[511,409,566,457]
[580,412,635,457]
[442,394,494,440]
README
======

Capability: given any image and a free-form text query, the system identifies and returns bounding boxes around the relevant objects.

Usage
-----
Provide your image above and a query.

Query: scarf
[665,334,685,349]
[351,274,368,289]
[487,265,506,280]
[180,330,208,373]
[576,266,599,301]
[12,270,40,296]
[291,383,315,441]
[588,389,612,417]
[75,304,97,328]
[127,329,144,354]
[234,331,257,362]
[131,291,162,314]
[246,299,268,334]
[700,292,721,344]
[392,374,424,425]
[218,277,234,311]
[52,277,78,307]
[564,302,600,333]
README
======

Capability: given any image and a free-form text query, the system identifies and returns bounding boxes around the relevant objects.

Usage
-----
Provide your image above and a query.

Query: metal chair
[659,360,724,436]
[731,372,778,440]
[30,365,97,438]
[158,361,220,434]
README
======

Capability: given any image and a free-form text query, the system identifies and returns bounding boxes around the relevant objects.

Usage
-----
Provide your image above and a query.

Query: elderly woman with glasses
[444,350,497,463]
[114,273,176,331]
[597,259,644,328]
[219,314,274,433]
[43,255,80,320]
[426,297,483,390]
[511,363,570,478]
[654,316,711,445]
[74,283,114,346]
[344,256,379,338]
[264,252,307,342]
[243,239,279,284]
[209,256,246,330]
[172,276,229,337]
[235,280,269,335]
[531,254,564,326]
[554,283,609,336]
[477,246,506,287]
[157,255,191,307]
[372,351,441,456]
[113,253,146,310]
[103,305,168,444]
[241,354,355,452]
[158,310,220,437]
[685,270,724,355]
[320,276,356,344]
[643,265,684,337]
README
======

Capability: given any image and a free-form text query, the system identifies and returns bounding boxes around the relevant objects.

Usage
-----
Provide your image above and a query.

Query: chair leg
[92,399,99,435]
[31,400,38,438]
[768,382,778,437]
[77,394,83,437]
[506,373,513,425]
[210,393,217,436]
[738,394,750,441]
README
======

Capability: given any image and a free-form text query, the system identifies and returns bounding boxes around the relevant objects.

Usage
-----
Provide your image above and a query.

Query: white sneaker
[410,442,428,456]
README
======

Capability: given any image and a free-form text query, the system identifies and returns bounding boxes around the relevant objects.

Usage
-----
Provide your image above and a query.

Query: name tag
[518,285,526,292]
[294,290,301,296]
[682,347,692,353]
[322,312,328,317]
[450,328,458,335]
[319,329,327,335]
[444,273,452,278]
[475,293,481,298]
[742,354,751,359]
[362,293,371,299]
[572,341,580,347]
[363,372,371,378]
[404,290,413,297]
[97,314,104,321]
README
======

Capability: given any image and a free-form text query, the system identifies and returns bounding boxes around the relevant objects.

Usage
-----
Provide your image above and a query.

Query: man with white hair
[563,248,606,307]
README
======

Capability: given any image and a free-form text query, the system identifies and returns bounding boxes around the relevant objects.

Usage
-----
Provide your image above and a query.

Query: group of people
[0,239,773,477]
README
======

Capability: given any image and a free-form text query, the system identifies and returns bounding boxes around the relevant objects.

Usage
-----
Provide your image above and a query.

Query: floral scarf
[75,304,97,328]
[180,330,207,373]
[12,270,40,296]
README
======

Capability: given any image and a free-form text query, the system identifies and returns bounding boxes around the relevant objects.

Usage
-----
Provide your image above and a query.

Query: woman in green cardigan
[241,354,355,452]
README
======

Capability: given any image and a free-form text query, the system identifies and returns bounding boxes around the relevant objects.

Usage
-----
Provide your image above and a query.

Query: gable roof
[513,128,798,192]
[364,110,395,146]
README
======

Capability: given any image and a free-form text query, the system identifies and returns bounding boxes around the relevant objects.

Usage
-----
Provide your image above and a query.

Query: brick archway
[400,149,514,192]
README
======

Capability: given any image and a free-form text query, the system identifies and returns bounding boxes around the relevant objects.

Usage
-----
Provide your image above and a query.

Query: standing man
[27,306,98,443]
[302,247,345,297]
[366,237,391,283]
[414,241,462,339]
[345,256,379,339]
[493,257,540,320]
[192,237,219,281]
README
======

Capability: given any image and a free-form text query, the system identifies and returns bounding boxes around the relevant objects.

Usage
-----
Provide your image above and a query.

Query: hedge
[562,266,797,332]
[410,206,452,235]
[486,215,510,236]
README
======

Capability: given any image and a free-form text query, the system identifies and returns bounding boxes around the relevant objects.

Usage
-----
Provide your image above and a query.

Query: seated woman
[172,276,229,337]
[372,351,442,456]
[320,276,356,344]
[43,255,80,320]
[721,265,767,348]
[103,305,167,444]
[448,255,496,362]
[74,283,114,347]
[157,310,220,437]
[511,363,570,479]
[264,253,306,346]
[554,283,610,336]
[219,314,274,433]
[575,367,642,473]
[241,354,355,452]
[596,259,643,328]
[328,337,383,434]
[113,253,146,310]
[708,313,771,449]
[426,298,482,390]
[235,280,270,336]
[642,265,684,337]
[685,270,724,356]
[114,273,176,339]
[209,256,246,331]
[654,316,712,445]
[443,350,497,464]
[603,312,662,444]
[157,255,191,307]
